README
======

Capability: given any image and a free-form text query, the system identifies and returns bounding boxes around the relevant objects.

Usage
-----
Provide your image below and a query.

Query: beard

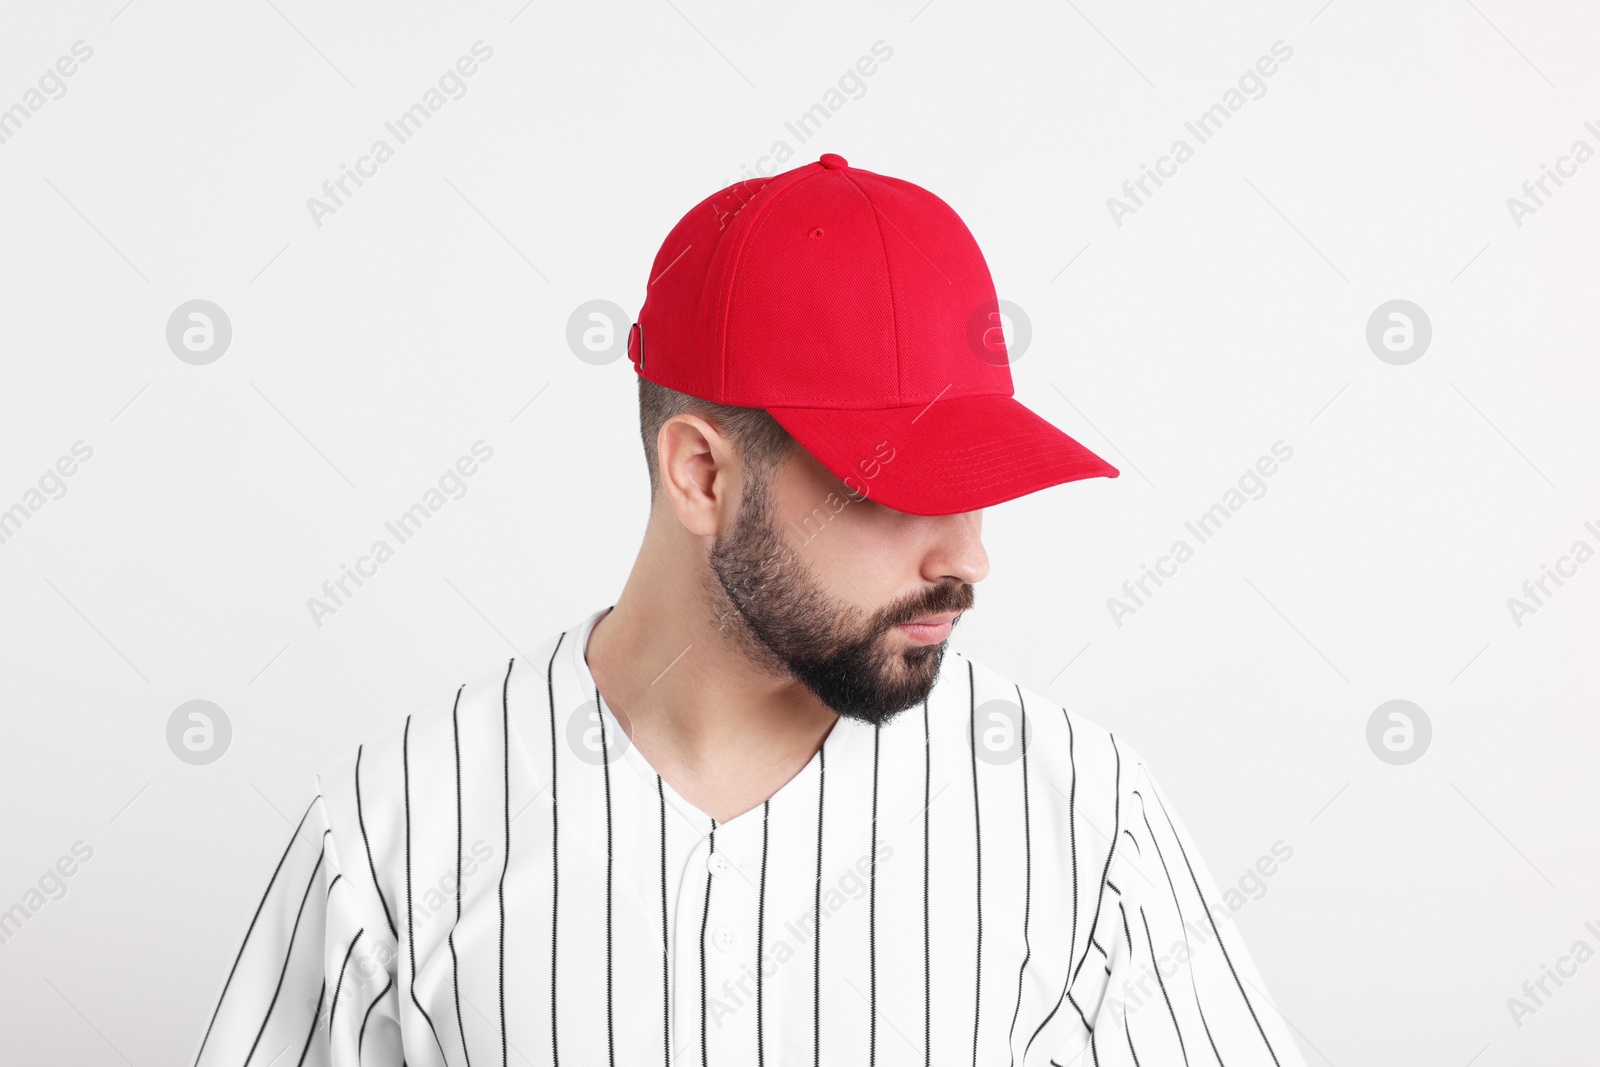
[706,467,974,726]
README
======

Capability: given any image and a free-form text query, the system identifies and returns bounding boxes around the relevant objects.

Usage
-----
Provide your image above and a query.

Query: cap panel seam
[714,167,832,401]
[835,169,903,404]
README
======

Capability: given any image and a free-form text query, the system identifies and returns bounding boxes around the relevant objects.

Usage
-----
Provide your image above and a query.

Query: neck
[584,527,837,823]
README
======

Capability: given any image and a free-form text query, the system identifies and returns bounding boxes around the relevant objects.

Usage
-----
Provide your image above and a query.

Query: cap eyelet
[809,227,825,239]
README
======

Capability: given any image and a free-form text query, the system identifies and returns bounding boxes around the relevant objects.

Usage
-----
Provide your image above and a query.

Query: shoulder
[312,631,568,849]
[316,659,508,790]
[321,629,570,788]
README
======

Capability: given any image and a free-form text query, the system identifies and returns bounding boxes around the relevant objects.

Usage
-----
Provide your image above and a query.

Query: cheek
[770,454,920,603]
[803,498,920,601]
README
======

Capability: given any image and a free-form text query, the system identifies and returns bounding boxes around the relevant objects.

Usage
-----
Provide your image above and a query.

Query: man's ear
[656,414,737,537]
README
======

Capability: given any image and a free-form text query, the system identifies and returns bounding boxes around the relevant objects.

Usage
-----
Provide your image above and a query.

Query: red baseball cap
[627,153,1118,516]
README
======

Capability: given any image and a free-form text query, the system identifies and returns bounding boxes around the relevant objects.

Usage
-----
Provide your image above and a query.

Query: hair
[637,376,797,505]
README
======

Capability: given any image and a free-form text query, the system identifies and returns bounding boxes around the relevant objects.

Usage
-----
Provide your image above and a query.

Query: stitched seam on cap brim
[875,450,1110,497]
[774,407,1092,464]
[871,460,1109,514]
[866,438,1100,471]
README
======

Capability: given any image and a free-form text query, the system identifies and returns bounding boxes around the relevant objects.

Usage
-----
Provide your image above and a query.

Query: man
[193,153,1305,1066]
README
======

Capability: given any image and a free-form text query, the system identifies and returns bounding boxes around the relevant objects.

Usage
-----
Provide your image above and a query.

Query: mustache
[877,581,975,630]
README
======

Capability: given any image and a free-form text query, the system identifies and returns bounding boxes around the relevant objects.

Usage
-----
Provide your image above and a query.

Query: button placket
[699,829,764,1058]
[672,833,754,1064]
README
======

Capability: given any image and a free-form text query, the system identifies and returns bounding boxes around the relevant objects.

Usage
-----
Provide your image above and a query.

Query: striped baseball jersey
[192,605,1306,1066]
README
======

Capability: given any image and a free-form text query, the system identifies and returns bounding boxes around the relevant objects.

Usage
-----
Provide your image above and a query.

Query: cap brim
[765,393,1119,516]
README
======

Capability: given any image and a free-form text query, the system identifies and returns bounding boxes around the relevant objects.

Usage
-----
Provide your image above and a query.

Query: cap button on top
[818,153,848,170]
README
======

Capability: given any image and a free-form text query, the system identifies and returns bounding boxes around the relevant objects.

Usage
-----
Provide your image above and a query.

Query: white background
[1,0,1597,1063]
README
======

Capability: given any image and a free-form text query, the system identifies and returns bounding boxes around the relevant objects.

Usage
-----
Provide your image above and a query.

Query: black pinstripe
[241,845,324,1067]
[295,981,325,1067]
[1022,708,1079,1061]
[193,798,317,1067]
[1152,785,1280,1066]
[967,659,982,1067]
[1141,905,1191,1067]
[1067,989,1094,1034]
[355,747,399,940]
[1005,685,1034,1066]
[1134,787,1225,1067]
[658,775,671,1067]
[403,714,450,1064]
[869,718,881,1067]
[922,697,931,1067]
[539,641,561,1067]
[595,686,617,1067]
[450,685,473,1067]
[921,697,934,1067]
[701,820,717,1067]
[1071,736,1121,991]
[330,928,364,1037]
[1194,987,1227,1067]
[358,973,394,1062]
[757,797,771,1067]
[813,743,826,1067]
[509,653,530,1067]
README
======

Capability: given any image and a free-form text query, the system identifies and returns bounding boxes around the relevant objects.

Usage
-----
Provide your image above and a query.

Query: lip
[895,612,957,645]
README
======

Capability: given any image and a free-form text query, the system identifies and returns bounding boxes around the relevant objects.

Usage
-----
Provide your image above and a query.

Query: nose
[923,510,989,586]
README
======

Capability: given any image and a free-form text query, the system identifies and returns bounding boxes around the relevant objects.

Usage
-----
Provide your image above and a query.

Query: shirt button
[707,852,734,878]
[712,924,739,953]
